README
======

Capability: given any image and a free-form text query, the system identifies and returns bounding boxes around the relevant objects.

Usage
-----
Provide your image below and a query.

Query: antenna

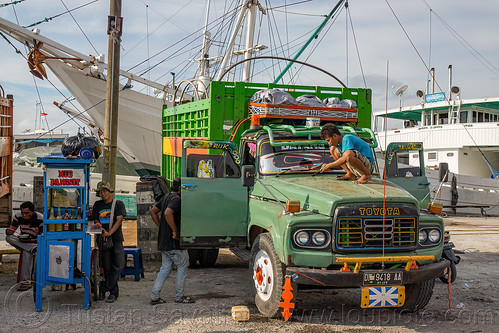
[394,84,408,110]
[395,84,408,96]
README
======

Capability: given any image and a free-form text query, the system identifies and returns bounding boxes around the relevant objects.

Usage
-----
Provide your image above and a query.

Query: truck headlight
[428,229,441,243]
[311,231,326,246]
[419,230,428,243]
[294,231,310,246]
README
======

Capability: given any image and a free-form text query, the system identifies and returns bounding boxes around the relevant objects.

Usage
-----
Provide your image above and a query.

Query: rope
[347,7,367,88]
[419,0,499,78]
[60,0,99,55]
[23,0,99,29]
[0,0,24,8]
[384,0,445,94]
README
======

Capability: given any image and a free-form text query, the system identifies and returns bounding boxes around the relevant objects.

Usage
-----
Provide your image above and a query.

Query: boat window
[478,112,484,122]
[460,111,468,123]
[438,113,448,125]
[472,111,477,122]
[428,152,437,160]
[485,113,490,122]
[447,153,454,157]
[494,114,498,122]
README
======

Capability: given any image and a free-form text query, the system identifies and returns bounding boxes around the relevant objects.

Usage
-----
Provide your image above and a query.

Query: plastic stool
[121,247,145,281]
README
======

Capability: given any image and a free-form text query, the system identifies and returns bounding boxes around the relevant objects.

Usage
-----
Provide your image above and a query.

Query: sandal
[106,295,117,303]
[17,283,32,291]
[175,296,195,304]
[150,298,166,305]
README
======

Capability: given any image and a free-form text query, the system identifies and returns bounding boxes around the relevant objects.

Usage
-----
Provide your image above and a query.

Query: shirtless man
[319,123,375,184]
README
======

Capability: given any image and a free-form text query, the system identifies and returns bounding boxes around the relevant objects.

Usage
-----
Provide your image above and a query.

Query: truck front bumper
[286,259,449,287]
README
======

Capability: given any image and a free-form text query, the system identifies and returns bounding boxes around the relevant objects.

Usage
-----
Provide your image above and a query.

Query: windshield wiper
[275,166,313,177]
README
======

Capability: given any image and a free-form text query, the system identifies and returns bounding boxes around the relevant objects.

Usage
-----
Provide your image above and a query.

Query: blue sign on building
[425,92,446,103]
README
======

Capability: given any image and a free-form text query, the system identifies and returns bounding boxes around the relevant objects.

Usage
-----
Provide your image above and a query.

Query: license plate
[363,271,403,286]
[361,286,405,308]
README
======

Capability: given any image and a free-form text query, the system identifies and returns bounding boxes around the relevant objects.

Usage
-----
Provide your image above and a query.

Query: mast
[273,0,345,84]
[242,1,257,82]
[198,0,211,78]
[215,0,250,81]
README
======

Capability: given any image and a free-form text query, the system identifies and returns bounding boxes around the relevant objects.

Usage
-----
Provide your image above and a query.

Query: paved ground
[0,217,498,332]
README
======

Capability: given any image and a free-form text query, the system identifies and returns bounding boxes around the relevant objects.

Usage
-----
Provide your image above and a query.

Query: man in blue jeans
[150,177,194,304]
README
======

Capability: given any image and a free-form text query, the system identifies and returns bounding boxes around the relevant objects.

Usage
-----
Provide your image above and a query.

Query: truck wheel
[439,261,457,284]
[188,249,201,267]
[250,233,286,318]
[199,249,219,267]
[401,279,435,311]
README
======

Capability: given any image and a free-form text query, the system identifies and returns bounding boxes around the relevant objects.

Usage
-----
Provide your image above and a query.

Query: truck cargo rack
[241,124,378,148]
[248,102,358,122]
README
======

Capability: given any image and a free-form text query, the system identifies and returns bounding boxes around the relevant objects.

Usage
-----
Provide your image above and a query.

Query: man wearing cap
[150,177,194,304]
[90,181,126,303]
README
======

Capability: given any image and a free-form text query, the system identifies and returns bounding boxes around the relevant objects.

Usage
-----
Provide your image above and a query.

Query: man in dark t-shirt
[150,177,194,304]
[5,201,43,291]
[90,181,126,303]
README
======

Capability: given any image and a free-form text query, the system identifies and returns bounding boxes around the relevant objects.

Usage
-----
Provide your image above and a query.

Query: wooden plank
[89,220,138,248]
[0,137,11,156]
[122,219,137,247]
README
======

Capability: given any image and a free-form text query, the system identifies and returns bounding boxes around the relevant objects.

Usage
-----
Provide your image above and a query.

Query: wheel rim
[253,250,274,301]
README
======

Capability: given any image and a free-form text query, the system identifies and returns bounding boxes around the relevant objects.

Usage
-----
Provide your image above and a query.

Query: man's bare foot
[354,175,372,184]
[337,174,356,181]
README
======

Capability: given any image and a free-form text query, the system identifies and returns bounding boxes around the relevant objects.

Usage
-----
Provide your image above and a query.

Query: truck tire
[199,249,219,267]
[401,279,435,312]
[250,233,286,318]
[439,261,457,284]
[188,249,201,267]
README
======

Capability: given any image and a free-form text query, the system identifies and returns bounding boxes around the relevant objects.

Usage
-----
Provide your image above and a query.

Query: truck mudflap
[286,259,449,287]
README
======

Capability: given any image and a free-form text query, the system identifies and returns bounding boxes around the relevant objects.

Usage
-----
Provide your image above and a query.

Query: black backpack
[140,175,171,202]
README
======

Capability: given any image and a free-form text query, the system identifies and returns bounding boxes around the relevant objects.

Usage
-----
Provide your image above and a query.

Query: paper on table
[86,219,102,234]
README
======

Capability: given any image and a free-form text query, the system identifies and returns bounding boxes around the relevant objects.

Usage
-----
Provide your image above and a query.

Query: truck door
[384,142,430,208]
[180,139,248,248]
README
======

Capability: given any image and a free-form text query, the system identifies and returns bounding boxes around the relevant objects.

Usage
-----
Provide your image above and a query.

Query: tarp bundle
[251,89,357,108]
[250,88,296,105]
[61,133,101,159]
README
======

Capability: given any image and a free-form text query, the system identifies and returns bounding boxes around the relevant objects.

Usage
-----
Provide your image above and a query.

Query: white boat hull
[46,60,163,175]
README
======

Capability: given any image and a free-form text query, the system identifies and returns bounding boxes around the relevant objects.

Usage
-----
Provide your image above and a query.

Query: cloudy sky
[0,0,498,135]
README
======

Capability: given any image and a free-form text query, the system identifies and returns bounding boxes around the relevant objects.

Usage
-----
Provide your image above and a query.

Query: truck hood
[252,175,417,216]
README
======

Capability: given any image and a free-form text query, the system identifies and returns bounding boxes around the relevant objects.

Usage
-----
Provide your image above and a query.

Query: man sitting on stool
[5,201,43,291]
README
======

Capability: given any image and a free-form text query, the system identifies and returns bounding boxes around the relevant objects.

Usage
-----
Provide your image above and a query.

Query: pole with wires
[103,0,123,191]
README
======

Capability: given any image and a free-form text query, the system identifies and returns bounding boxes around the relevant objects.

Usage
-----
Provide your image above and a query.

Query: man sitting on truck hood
[319,123,375,184]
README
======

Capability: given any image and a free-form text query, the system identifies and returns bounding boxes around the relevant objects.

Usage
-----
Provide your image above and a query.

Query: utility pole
[102,0,122,192]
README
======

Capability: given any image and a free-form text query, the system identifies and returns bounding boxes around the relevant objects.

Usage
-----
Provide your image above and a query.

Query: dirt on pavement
[0,216,497,333]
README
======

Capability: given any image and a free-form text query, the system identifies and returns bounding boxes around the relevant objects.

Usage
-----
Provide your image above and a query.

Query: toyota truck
[161,81,449,317]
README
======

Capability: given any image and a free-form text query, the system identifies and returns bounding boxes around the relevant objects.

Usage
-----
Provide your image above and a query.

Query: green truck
[161,81,449,317]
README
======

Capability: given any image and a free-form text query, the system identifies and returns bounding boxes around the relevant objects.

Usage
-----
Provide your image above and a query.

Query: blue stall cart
[35,156,94,311]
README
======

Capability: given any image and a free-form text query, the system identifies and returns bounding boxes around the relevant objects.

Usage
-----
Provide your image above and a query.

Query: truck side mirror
[242,165,256,187]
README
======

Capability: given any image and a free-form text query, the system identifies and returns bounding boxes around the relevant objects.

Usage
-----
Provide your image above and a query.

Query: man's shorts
[336,148,375,178]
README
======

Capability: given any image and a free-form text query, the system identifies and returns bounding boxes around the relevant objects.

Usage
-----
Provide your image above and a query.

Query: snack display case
[35,156,94,311]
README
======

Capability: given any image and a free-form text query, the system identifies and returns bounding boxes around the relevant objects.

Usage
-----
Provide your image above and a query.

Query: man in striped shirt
[5,201,43,291]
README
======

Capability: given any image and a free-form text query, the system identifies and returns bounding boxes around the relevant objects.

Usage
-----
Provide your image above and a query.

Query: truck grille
[336,205,417,251]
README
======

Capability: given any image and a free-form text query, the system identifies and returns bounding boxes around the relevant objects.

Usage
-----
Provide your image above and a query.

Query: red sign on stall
[46,168,85,187]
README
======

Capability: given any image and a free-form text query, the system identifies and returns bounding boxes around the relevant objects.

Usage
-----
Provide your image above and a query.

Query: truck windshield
[259,140,335,175]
